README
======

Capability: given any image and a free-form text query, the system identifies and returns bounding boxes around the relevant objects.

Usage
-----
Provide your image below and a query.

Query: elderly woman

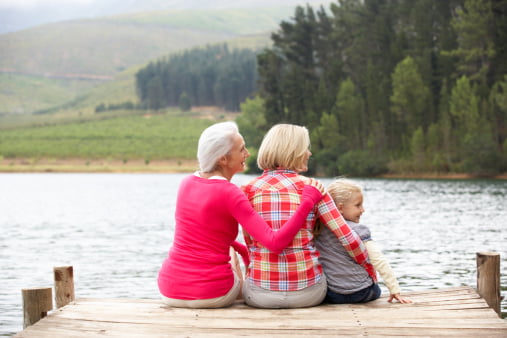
[157,121,324,308]
[241,124,376,308]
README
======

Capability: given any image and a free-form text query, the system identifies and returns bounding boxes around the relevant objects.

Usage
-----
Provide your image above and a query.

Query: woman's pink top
[157,174,320,300]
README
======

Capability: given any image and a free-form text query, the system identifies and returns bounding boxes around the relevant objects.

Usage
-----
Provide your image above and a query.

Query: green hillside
[0,109,214,161]
[0,32,272,130]
[0,8,288,76]
[0,7,291,116]
[113,8,294,35]
[67,33,272,115]
[0,73,104,114]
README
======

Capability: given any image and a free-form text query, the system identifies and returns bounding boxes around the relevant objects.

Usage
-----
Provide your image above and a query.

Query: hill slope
[0,7,294,77]
[0,0,332,34]
[0,6,312,115]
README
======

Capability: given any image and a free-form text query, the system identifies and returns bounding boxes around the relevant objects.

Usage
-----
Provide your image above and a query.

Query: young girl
[315,178,412,304]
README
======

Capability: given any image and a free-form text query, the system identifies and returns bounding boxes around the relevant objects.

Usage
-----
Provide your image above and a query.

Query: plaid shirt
[242,169,376,291]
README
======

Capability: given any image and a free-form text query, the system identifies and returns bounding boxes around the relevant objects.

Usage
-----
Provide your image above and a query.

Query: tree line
[136,0,507,176]
[238,0,507,176]
[135,44,258,112]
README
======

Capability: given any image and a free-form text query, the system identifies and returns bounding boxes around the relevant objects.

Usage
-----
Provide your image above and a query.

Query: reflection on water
[0,173,506,335]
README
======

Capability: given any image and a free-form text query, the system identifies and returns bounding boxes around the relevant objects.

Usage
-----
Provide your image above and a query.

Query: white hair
[197,121,239,173]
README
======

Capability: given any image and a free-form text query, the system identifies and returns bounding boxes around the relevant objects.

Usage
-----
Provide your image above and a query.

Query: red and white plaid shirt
[242,169,376,291]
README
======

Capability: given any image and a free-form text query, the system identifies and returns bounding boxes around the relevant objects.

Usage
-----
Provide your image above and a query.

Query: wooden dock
[14,286,507,337]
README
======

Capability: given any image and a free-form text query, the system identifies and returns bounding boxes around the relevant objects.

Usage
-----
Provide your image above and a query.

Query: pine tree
[448,0,495,97]
[333,78,366,150]
[390,56,431,150]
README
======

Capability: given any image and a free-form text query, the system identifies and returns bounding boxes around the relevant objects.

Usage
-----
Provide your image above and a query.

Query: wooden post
[54,266,75,308]
[476,251,501,316]
[22,287,53,328]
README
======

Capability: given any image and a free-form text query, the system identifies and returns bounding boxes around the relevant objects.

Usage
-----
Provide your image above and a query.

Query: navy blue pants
[324,283,381,304]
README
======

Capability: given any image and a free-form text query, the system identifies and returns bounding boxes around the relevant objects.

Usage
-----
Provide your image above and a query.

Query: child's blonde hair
[327,178,363,206]
[313,178,363,238]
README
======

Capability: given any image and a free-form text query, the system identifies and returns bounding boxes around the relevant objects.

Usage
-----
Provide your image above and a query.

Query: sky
[0,0,94,9]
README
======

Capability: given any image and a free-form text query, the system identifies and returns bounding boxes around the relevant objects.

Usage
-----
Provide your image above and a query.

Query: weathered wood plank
[15,321,507,338]
[14,286,507,337]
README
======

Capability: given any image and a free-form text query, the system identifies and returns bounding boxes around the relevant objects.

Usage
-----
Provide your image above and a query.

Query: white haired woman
[241,124,376,308]
[157,121,324,308]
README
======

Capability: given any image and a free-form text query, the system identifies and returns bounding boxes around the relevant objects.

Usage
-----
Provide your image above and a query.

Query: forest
[135,45,258,112]
[137,0,507,177]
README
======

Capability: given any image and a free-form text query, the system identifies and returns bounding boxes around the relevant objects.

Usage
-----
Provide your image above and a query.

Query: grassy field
[0,73,104,114]
[0,108,228,168]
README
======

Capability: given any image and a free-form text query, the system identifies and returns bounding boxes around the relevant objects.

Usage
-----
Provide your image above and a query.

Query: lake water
[1,173,506,335]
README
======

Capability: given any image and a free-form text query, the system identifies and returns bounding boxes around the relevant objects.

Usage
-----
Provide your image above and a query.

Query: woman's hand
[388,293,413,304]
[300,176,326,195]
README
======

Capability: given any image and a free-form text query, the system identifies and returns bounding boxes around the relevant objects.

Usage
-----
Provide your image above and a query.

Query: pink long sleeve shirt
[157,174,320,300]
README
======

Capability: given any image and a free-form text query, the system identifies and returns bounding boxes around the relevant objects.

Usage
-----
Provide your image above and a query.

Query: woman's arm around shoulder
[230,179,324,254]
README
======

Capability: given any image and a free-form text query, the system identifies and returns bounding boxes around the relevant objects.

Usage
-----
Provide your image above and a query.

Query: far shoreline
[0,157,506,179]
[0,158,198,174]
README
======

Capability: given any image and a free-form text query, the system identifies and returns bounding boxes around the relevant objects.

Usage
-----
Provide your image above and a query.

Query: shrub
[337,150,388,177]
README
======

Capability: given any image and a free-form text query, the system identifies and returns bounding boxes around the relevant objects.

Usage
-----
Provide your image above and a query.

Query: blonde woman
[241,124,376,308]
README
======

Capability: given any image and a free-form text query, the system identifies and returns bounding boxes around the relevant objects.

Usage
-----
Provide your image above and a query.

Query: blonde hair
[327,178,363,206]
[257,124,310,171]
[314,178,363,238]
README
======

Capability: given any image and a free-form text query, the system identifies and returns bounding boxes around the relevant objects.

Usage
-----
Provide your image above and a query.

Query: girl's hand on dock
[388,293,413,304]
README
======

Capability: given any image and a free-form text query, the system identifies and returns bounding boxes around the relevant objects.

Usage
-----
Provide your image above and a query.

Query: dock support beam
[54,266,75,308]
[21,266,75,329]
[476,251,501,316]
[22,287,52,329]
